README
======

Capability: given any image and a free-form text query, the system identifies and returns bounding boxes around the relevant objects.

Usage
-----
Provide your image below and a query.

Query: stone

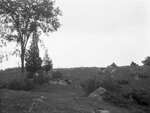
[88,87,108,101]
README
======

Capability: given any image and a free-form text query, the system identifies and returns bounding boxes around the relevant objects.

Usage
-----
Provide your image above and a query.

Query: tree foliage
[42,49,53,74]
[142,56,150,66]
[25,32,42,75]
[0,0,62,77]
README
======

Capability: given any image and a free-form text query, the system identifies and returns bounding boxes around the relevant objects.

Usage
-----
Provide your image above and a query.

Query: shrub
[139,107,150,113]
[42,49,53,75]
[138,75,149,79]
[142,56,150,66]
[7,78,35,91]
[99,79,122,93]
[33,69,49,84]
[116,80,130,85]
[51,71,63,84]
[7,79,22,90]
[81,77,101,96]
[130,61,139,66]
[22,79,35,91]
[131,88,150,106]
[102,92,132,108]
[26,72,34,79]
[131,108,145,113]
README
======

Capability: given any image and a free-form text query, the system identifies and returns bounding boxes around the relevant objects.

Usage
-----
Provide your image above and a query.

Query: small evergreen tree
[25,32,42,78]
[42,49,53,75]
[142,56,150,66]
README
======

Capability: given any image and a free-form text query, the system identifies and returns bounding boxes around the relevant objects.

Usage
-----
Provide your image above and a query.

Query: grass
[1,66,150,113]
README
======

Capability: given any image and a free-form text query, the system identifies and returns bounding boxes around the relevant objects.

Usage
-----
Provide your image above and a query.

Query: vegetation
[142,56,150,66]
[131,61,139,66]
[102,92,132,108]
[131,88,150,106]
[1,66,150,113]
[80,77,100,96]
[42,49,53,75]
[0,0,62,77]
[7,78,34,91]
[33,69,49,84]
[25,31,42,78]
[51,70,63,84]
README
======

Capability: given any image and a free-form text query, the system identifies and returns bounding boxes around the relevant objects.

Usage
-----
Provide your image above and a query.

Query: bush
[81,77,101,96]
[130,61,138,66]
[142,56,150,66]
[138,75,149,79]
[116,80,130,85]
[99,79,122,93]
[33,69,49,84]
[7,79,22,90]
[26,72,34,79]
[7,78,34,91]
[51,71,63,84]
[131,108,145,113]
[102,92,132,108]
[139,107,150,113]
[131,88,150,106]
[22,79,35,91]
[42,49,53,75]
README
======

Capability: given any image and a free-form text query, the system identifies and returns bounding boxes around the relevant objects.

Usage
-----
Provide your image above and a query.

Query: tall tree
[25,31,42,77]
[0,0,62,78]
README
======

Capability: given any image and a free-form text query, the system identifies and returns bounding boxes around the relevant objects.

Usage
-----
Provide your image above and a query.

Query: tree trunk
[21,45,25,80]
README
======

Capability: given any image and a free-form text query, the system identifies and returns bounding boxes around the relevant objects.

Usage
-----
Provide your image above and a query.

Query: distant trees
[42,49,53,75]
[130,61,138,67]
[142,56,150,66]
[0,0,62,78]
[25,32,42,77]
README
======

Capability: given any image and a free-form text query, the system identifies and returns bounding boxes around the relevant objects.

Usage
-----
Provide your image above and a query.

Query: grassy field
[0,66,150,113]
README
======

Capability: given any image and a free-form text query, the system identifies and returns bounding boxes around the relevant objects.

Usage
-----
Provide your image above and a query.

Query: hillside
[0,66,150,113]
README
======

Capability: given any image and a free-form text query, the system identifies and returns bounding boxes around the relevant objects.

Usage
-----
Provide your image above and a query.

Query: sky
[1,0,150,69]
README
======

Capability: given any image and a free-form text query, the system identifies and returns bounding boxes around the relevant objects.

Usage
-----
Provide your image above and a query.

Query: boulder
[88,87,108,101]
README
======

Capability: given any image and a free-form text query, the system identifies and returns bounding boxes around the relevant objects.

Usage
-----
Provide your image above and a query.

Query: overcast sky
[1,0,150,69]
